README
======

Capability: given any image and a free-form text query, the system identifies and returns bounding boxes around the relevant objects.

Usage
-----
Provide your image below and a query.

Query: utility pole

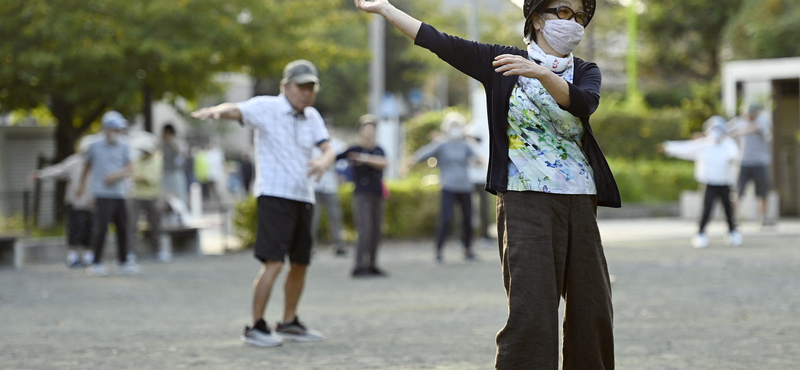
[368,14,385,116]
[468,0,480,105]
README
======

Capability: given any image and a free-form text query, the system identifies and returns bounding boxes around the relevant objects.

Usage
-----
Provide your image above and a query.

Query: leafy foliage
[723,0,800,60]
[0,0,364,161]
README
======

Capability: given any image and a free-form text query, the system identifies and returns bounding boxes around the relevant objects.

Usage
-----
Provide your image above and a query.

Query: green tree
[0,0,363,163]
[723,0,800,60]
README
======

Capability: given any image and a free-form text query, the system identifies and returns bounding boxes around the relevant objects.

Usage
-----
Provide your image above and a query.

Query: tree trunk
[143,84,153,132]
[51,98,77,228]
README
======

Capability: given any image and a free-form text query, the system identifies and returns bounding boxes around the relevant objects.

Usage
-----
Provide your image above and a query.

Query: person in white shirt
[310,130,348,256]
[192,59,335,347]
[662,116,742,248]
[31,137,97,267]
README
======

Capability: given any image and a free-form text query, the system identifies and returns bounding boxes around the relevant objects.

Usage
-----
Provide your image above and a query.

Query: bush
[591,96,689,160]
[233,176,448,248]
[405,108,469,155]
[608,158,697,203]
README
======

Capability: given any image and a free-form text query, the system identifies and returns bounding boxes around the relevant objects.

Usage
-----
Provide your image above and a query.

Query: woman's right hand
[354,0,388,14]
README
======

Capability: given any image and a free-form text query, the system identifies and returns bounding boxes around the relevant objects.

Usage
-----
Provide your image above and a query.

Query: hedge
[233,176,449,248]
[232,158,696,246]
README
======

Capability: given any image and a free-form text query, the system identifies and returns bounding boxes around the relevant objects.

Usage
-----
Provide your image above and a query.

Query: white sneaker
[156,250,173,263]
[86,264,108,277]
[275,317,325,342]
[118,261,141,275]
[725,231,743,246]
[82,251,95,265]
[241,323,283,347]
[691,233,709,249]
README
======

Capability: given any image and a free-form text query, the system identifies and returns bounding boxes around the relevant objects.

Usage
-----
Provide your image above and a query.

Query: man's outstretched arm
[191,103,242,122]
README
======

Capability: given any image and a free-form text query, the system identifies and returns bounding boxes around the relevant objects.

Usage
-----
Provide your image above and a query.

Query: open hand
[191,107,222,120]
[104,173,118,185]
[492,54,544,79]
[354,0,388,14]
[308,159,326,181]
[347,152,366,165]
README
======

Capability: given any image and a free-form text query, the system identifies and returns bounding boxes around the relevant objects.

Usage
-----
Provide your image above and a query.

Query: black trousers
[91,198,129,264]
[699,184,736,233]
[436,190,473,253]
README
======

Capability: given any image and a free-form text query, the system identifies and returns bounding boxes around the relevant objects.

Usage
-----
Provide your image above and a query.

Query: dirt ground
[2,218,799,369]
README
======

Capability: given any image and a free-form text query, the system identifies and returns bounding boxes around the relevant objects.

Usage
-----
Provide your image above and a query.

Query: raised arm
[355,0,422,40]
[191,102,242,122]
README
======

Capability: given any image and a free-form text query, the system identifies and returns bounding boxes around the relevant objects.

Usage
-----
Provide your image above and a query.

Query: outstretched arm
[355,0,422,40]
[191,103,242,122]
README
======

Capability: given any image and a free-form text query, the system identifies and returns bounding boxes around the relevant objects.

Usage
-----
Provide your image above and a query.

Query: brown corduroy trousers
[495,191,614,370]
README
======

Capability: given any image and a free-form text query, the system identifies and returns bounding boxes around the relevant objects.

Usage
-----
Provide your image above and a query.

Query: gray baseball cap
[283,59,320,86]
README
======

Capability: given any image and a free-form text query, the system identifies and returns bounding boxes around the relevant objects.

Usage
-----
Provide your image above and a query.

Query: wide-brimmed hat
[523,0,596,38]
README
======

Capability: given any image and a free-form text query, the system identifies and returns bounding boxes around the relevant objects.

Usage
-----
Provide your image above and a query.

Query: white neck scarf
[527,42,574,79]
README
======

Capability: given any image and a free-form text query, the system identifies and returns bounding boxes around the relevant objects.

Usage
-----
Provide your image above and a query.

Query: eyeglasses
[543,6,589,27]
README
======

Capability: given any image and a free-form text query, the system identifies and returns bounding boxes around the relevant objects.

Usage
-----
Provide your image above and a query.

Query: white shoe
[725,231,743,246]
[156,250,173,263]
[691,233,709,249]
[86,264,108,277]
[126,252,137,264]
[241,326,283,347]
[82,251,95,265]
[118,261,141,275]
[275,317,325,343]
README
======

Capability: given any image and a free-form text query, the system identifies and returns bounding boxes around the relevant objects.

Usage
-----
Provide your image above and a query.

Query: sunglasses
[543,6,589,27]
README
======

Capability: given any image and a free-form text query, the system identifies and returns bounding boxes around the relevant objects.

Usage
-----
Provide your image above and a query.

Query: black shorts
[737,165,770,198]
[255,196,314,265]
[66,206,93,247]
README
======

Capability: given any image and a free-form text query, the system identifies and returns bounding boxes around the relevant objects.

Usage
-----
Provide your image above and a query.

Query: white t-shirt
[664,136,740,186]
[311,136,347,194]
[237,94,329,203]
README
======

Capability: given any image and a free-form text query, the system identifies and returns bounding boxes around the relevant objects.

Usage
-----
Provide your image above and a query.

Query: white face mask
[447,127,464,140]
[106,131,119,144]
[538,15,585,55]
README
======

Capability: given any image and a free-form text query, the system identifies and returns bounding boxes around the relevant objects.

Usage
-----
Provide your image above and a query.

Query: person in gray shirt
[411,112,478,263]
[730,103,773,225]
[78,111,138,276]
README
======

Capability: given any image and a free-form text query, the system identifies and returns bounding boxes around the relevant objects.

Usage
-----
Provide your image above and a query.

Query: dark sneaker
[275,317,324,342]
[352,267,371,277]
[241,319,283,347]
[367,266,387,277]
[332,247,348,257]
[464,252,479,262]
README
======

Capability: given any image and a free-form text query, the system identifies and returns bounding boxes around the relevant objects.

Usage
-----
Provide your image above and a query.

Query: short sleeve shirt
[237,94,329,204]
[737,115,772,166]
[85,139,131,199]
[337,146,385,195]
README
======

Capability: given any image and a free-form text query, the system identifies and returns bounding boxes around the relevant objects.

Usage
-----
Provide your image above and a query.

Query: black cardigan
[415,23,621,208]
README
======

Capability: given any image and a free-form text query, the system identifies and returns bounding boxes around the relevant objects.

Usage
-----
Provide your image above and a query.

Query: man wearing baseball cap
[192,59,335,347]
[78,110,140,276]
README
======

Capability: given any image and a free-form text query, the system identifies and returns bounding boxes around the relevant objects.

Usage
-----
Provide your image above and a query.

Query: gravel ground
[2,218,799,370]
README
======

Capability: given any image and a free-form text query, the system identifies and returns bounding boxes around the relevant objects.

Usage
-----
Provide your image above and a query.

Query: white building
[722,57,800,217]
